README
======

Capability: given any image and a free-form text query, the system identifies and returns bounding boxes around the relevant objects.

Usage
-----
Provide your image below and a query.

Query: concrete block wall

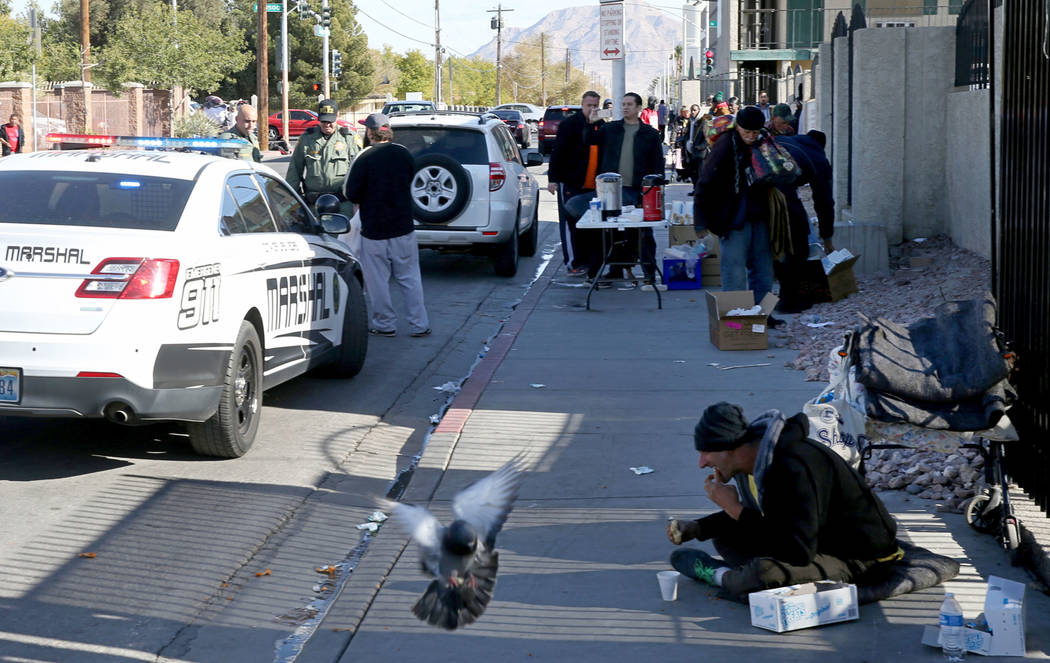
[831,36,850,214]
[946,88,991,259]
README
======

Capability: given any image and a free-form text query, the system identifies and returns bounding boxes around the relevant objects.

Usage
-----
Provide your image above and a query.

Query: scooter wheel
[1004,518,1022,566]
[964,494,1000,535]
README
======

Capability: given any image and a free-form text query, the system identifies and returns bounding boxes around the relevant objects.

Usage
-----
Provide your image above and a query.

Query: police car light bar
[46,133,248,152]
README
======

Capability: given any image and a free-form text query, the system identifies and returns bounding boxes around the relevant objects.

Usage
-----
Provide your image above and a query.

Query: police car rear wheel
[411,155,471,224]
[187,321,262,458]
[320,275,368,378]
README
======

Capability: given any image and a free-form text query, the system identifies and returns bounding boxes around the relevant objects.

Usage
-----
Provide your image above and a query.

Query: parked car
[267,109,353,141]
[0,135,369,458]
[491,103,543,124]
[388,111,544,277]
[382,100,436,115]
[537,105,581,155]
[490,109,531,149]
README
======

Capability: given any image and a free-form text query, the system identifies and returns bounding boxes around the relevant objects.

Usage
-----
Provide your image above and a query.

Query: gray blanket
[852,294,1012,430]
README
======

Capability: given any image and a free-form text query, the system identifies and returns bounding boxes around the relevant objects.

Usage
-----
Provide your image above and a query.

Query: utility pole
[322,0,330,98]
[540,33,546,106]
[258,0,269,150]
[565,47,570,84]
[447,56,454,106]
[80,0,91,133]
[434,0,442,107]
[281,0,290,147]
[487,4,513,105]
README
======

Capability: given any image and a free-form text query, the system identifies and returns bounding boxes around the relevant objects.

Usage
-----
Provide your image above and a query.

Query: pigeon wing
[451,456,525,549]
[387,501,443,577]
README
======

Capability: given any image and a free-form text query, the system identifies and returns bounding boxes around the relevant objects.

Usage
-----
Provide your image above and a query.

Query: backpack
[747,130,801,187]
[705,115,735,146]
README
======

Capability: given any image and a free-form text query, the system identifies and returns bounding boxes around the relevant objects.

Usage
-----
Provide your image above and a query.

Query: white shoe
[641,283,668,292]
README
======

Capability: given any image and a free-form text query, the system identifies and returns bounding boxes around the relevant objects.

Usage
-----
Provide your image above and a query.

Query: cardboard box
[795,254,860,303]
[668,228,720,258]
[749,582,859,633]
[705,291,778,350]
[701,255,721,287]
[921,576,1026,657]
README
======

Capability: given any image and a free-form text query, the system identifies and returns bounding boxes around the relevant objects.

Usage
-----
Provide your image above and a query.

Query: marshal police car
[0,135,369,458]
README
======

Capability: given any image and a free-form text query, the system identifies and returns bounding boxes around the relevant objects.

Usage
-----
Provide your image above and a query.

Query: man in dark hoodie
[666,402,901,601]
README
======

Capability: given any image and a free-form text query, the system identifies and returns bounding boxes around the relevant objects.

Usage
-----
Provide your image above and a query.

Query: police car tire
[187,321,263,458]
[519,195,539,257]
[492,216,519,277]
[320,275,368,378]
[411,154,471,224]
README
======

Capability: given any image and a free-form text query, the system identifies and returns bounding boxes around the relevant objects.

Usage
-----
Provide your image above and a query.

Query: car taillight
[489,163,506,192]
[76,258,180,299]
[538,120,545,129]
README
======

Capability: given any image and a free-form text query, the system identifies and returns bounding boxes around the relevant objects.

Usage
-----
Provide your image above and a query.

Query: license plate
[0,367,21,404]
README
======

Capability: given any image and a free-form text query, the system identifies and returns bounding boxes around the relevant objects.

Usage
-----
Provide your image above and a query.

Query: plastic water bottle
[939,593,966,661]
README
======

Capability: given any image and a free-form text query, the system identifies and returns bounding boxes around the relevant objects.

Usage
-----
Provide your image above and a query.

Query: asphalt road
[0,160,560,662]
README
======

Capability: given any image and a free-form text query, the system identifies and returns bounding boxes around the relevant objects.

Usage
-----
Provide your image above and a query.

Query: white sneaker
[641,283,668,292]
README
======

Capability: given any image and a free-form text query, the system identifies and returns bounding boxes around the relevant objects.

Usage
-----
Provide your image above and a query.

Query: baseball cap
[318,99,338,122]
[363,113,390,130]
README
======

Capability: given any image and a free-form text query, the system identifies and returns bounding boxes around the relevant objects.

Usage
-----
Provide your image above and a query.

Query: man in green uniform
[218,104,262,162]
[286,99,358,217]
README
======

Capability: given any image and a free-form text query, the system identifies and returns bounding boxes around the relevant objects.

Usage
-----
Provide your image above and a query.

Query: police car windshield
[0,171,193,231]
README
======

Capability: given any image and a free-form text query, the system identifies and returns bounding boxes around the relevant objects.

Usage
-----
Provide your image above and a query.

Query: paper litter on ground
[433,381,459,393]
[356,522,380,533]
[529,383,546,388]
[429,414,441,423]
[629,466,654,475]
[805,321,836,328]
[367,511,388,523]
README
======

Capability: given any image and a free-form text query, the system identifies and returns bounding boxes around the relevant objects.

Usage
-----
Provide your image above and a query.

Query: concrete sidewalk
[299,197,1049,662]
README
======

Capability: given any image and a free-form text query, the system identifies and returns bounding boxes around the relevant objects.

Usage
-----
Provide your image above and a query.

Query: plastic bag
[803,346,867,468]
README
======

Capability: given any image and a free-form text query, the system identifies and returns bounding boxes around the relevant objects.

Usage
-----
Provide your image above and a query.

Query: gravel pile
[771,233,994,512]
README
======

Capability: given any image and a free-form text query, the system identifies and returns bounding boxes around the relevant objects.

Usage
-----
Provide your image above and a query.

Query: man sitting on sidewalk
[666,402,902,601]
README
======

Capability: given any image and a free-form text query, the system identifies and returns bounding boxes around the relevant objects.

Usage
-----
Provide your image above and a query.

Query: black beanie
[694,402,750,452]
[735,106,765,131]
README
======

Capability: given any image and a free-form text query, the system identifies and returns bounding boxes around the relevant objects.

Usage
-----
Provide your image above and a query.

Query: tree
[94,3,250,94]
[444,55,495,106]
[0,15,32,80]
[499,35,593,106]
[395,50,432,99]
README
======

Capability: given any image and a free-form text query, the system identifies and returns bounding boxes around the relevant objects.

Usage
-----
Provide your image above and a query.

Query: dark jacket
[777,134,834,241]
[1,123,25,156]
[691,414,899,567]
[584,119,664,189]
[548,111,591,190]
[344,142,415,241]
[693,131,771,237]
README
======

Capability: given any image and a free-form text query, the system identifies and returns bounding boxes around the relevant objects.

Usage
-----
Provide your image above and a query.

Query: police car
[0,134,369,458]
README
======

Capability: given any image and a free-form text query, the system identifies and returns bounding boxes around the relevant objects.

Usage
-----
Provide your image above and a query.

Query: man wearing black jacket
[548,91,601,274]
[666,402,902,601]
[344,113,430,338]
[578,92,665,284]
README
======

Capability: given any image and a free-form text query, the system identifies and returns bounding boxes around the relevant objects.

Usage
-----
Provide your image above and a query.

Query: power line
[376,0,433,30]
[355,5,435,48]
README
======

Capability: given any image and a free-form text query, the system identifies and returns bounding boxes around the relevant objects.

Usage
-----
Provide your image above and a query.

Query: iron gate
[997,0,1050,514]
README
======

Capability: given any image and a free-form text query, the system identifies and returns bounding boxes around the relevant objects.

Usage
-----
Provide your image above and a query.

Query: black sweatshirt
[344,142,415,240]
[692,414,899,567]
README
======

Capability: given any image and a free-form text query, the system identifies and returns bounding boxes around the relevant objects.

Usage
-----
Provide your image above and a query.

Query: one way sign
[599,1,624,61]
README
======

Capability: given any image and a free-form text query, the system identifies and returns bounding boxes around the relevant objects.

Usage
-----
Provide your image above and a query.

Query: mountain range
[468,2,682,102]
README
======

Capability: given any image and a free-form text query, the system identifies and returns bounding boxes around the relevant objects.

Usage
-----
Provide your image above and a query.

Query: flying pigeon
[385,455,526,630]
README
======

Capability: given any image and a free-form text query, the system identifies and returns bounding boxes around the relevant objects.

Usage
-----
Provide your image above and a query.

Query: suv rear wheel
[519,194,539,257]
[492,216,519,277]
[411,154,471,224]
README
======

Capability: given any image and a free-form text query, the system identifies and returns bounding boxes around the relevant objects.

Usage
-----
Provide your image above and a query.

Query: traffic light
[331,49,342,77]
[704,49,715,75]
[312,82,322,92]
[297,0,309,20]
[321,6,331,28]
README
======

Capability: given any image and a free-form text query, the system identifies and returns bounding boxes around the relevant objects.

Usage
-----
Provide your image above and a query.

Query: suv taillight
[538,120,545,129]
[76,258,180,299]
[489,163,506,191]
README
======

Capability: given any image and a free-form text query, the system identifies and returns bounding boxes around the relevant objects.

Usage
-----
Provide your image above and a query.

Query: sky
[7,0,585,59]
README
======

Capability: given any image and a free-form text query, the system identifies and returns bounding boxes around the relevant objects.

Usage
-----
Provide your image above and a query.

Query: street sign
[252,3,282,11]
[313,24,329,37]
[710,19,718,27]
[599,1,623,61]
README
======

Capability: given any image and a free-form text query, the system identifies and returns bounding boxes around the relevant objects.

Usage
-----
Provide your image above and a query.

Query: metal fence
[998,0,1050,514]
[954,0,990,87]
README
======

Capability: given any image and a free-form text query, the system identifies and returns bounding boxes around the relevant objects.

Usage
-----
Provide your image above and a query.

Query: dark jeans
[713,535,894,602]
[565,187,656,280]
[556,184,588,269]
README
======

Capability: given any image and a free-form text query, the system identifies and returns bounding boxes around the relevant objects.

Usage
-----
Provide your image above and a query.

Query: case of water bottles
[921,575,1027,656]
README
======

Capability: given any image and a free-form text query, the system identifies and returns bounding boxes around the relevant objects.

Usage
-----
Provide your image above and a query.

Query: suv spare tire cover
[411,154,472,224]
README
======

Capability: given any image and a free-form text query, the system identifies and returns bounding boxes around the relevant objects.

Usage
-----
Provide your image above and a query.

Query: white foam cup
[657,570,680,601]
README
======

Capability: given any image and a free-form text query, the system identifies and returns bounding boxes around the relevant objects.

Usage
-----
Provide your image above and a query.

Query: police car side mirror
[524,151,543,167]
[319,213,350,235]
[315,193,342,214]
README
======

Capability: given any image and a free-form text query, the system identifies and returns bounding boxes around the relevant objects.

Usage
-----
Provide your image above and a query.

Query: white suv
[390,112,544,277]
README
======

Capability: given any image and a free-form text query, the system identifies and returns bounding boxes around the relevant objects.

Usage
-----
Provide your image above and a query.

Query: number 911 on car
[0,147,369,458]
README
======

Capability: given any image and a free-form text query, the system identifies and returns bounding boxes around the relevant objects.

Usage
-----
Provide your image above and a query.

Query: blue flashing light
[113,136,247,152]
[118,180,142,189]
